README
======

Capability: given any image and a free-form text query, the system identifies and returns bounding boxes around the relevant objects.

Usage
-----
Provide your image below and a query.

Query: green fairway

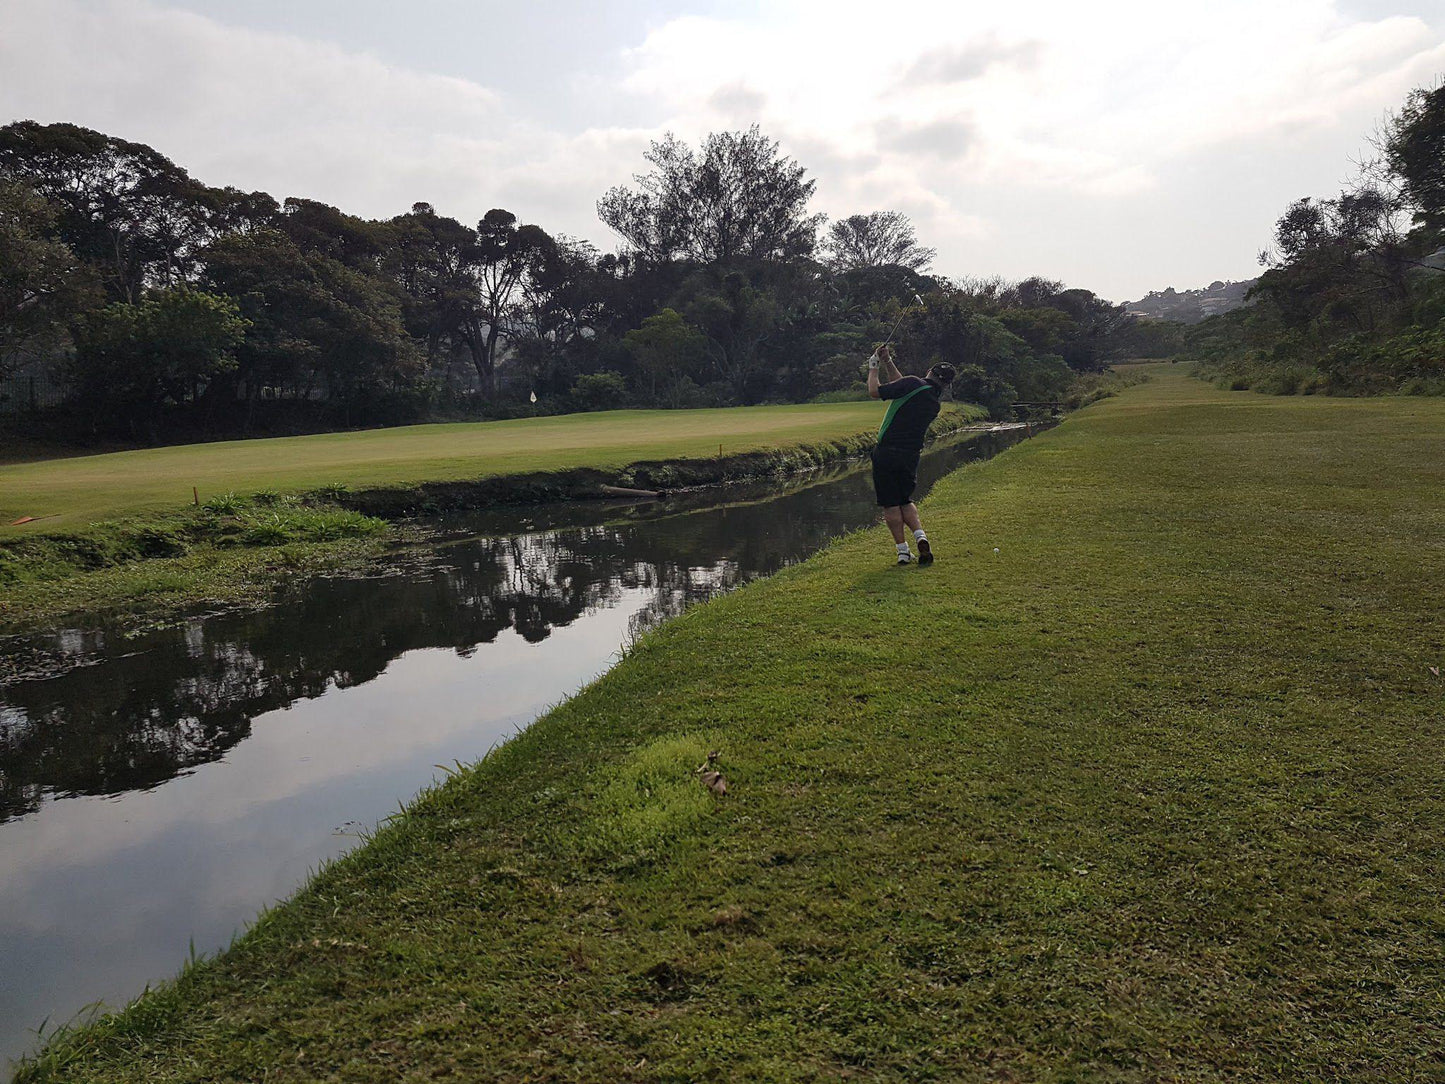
[21,370,1445,1082]
[0,403,893,533]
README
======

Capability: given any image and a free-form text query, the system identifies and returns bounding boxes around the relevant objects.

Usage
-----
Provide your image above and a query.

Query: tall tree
[598,127,824,265]
[823,211,935,273]
[1255,187,1412,336]
[0,179,96,381]
[1384,82,1445,235]
[387,203,481,370]
[462,208,555,397]
[0,121,215,301]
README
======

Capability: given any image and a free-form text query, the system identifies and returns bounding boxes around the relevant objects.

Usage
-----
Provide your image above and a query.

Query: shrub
[570,370,629,412]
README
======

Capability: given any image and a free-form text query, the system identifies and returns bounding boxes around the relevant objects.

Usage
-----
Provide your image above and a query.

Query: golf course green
[0,403,900,534]
[18,368,1444,1081]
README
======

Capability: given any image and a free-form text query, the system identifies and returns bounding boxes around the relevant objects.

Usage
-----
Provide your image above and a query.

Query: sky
[1,0,1443,301]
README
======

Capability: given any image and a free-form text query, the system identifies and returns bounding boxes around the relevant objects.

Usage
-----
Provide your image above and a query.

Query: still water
[0,427,1022,1068]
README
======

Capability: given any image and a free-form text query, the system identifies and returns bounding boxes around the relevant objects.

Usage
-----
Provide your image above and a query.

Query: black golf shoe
[917,538,933,566]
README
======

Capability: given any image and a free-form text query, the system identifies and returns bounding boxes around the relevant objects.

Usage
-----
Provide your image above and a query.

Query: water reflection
[0,427,1020,1067]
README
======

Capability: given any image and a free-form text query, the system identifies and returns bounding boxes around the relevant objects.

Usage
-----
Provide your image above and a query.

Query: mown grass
[17,369,1445,1082]
[0,403,897,534]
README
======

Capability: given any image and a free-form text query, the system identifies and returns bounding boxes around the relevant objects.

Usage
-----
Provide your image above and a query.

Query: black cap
[930,362,957,385]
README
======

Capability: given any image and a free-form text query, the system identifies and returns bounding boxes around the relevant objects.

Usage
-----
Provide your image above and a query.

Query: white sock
[896,541,911,556]
[913,529,927,542]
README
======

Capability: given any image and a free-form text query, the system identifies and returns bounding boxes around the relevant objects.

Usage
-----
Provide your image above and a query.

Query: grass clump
[201,491,244,514]
[579,733,723,869]
[15,368,1445,1081]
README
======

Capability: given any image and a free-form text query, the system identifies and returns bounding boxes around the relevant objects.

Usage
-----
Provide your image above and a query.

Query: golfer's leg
[883,505,907,543]
[901,502,933,564]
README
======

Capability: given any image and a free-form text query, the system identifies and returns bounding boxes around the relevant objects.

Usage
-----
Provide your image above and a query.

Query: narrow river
[0,426,1024,1069]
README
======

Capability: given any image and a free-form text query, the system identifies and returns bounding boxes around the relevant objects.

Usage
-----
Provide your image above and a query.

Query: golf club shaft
[882,295,924,349]
[882,310,907,348]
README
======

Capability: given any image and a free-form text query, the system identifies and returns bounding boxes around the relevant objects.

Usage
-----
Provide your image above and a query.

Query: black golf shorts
[871,446,920,507]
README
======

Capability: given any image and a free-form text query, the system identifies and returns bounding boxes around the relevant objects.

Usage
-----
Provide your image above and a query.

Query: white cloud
[614,0,1445,294]
[1,0,1442,298]
[0,0,643,241]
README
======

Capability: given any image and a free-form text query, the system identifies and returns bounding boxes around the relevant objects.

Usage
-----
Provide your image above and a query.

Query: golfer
[867,345,957,565]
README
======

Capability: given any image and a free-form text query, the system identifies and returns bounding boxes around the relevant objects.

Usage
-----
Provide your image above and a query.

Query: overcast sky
[3,0,1443,301]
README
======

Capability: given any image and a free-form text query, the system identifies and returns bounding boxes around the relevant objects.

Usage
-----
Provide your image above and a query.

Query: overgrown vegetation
[1,122,1128,446]
[0,498,386,624]
[1187,79,1445,395]
[17,369,1443,1081]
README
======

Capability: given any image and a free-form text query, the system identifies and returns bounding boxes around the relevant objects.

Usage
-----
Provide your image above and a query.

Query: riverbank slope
[20,371,1444,1082]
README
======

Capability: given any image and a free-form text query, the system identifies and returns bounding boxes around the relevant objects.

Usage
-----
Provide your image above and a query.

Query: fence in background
[0,364,68,415]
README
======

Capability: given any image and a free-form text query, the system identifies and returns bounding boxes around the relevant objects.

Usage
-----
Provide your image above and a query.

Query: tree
[570,370,628,411]
[996,277,1127,370]
[202,228,320,410]
[387,203,482,370]
[280,196,391,271]
[0,121,215,302]
[462,209,557,398]
[598,127,825,264]
[823,211,935,273]
[623,308,708,403]
[1384,82,1445,235]
[0,179,95,381]
[679,270,780,401]
[204,228,420,423]
[1255,187,1412,336]
[71,287,245,437]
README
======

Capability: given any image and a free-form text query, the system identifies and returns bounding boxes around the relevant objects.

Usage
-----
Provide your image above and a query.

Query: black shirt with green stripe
[877,376,944,453]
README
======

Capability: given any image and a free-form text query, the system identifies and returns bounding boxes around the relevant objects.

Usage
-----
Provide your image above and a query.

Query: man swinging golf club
[867,344,956,565]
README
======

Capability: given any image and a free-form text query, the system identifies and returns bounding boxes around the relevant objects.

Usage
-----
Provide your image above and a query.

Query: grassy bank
[1,403,981,630]
[20,370,1445,1081]
[0,402,910,534]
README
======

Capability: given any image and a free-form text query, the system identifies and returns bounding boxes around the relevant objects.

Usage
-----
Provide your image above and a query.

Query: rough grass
[17,369,1445,1082]
[0,403,897,534]
[0,500,390,632]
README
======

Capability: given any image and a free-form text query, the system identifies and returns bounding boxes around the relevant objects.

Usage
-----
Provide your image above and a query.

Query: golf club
[881,293,926,349]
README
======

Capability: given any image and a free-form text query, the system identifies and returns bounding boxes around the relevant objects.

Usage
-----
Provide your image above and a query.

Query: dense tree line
[0,121,1131,443]
[1186,79,1445,395]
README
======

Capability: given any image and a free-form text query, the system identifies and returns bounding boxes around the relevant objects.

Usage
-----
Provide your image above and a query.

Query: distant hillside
[1125,279,1256,324]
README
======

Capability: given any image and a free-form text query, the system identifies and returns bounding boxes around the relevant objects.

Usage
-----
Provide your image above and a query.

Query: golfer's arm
[882,356,904,382]
[868,365,881,399]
